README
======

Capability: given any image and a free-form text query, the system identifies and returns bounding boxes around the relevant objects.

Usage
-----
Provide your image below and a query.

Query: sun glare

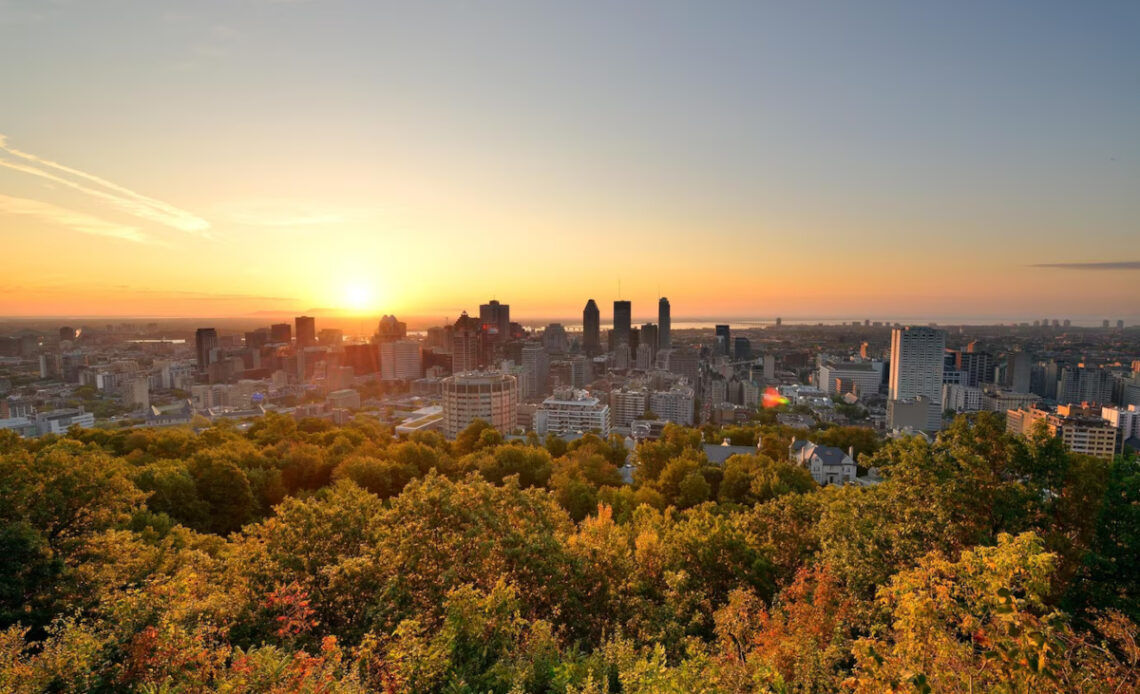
[343,283,376,313]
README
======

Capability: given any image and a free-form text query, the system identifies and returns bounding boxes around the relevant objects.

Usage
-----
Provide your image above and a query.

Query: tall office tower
[441,371,518,438]
[640,323,658,362]
[1119,320,1126,329]
[451,312,482,373]
[888,326,946,431]
[270,323,292,344]
[377,315,407,342]
[295,316,316,348]
[245,328,269,350]
[479,300,510,345]
[583,300,601,356]
[195,328,218,370]
[733,336,752,361]
[1009,351,1032,394]
[715,324,731,356]
[521,342,550,401]
[1103,319,1111,329]
[380,340,423,381]
[658,297,671,350]
[613,300,632,349]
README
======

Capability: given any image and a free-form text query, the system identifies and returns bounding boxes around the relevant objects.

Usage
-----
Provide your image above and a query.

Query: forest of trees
[1,411,1137,692]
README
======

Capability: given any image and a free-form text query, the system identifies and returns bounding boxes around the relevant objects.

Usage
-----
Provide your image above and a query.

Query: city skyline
[3,2,1140,320]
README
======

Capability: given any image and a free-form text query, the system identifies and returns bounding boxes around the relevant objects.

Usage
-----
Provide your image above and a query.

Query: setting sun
[342,283,376,313]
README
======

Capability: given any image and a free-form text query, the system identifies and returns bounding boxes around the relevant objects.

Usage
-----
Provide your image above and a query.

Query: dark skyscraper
[641,323,658,361]
[583,300,601,356]
[452,312,483,372]
[295,315,316,348]
[479,300,510,345]
[613,300,632,349]
[658,297,671,350]
[270,323,292,344]
[377,315,407,342]
[733,336,752,361]
[195,328,218,370]
[715,324,731,356]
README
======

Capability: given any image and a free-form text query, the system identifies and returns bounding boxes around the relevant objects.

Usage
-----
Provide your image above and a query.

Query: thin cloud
[1030,261,1140,270]
[223,199,381,227]
[0,134,211,237]
[0,194,149,243]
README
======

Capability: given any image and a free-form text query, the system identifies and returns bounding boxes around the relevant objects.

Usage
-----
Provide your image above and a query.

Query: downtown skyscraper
[658,297,671,350]
[582,300,601,356]
[479,300,510,345]
[613,300,632,349]
[295,315,316,348]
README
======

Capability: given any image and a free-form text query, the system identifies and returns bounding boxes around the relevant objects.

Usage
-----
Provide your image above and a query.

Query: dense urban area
[1,301,1138,692]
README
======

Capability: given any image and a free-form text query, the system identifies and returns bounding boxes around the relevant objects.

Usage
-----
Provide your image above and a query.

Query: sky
[1,0,1139,323]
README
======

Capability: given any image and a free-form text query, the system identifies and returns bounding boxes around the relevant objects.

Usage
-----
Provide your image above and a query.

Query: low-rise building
[1006,405,1117,460]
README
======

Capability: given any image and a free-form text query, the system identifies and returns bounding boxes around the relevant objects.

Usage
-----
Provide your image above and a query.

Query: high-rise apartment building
[609,386,647,427]
[888,326,946,431]
[649,384,695,426]
[380,340,423,381]
[955,351,994,388]
[612,300,632,349]
[295,316,316,348]
[583,300,601,356]
[441,371,518,438]
[1057,365,1113,405]
[195,328,218,370]
[521,342,550,401]
[658,297,671,350]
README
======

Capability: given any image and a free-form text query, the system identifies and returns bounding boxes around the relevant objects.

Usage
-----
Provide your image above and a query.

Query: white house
[788,438,857,486]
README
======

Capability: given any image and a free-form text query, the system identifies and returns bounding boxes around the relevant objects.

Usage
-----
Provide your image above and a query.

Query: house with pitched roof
[788,438,857,486]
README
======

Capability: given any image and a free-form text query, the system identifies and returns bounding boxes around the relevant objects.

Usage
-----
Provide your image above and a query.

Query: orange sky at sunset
[2,3,1138,323]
